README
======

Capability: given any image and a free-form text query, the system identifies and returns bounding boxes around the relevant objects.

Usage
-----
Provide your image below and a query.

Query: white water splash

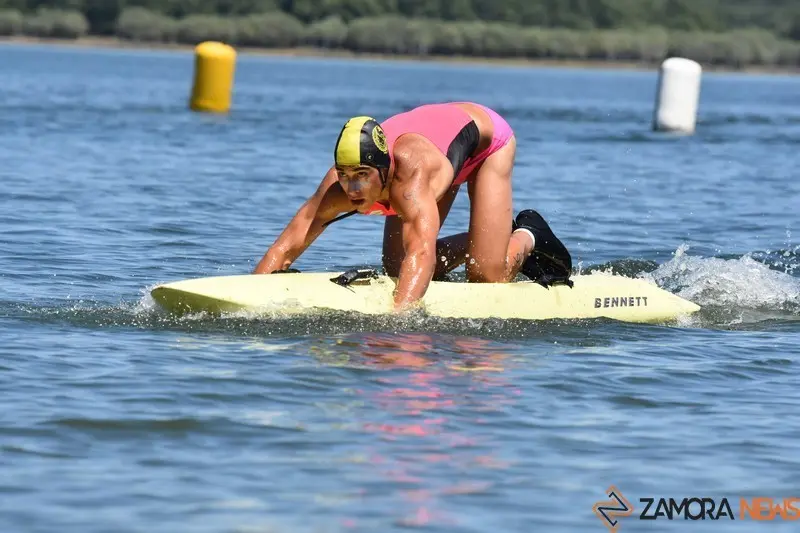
[132,282,162,315]
[643,244,800,314]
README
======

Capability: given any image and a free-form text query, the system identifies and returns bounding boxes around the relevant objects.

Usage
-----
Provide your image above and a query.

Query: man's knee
[465,258,507,283]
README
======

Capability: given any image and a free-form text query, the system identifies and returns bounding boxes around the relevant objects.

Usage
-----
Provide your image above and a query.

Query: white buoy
[652,57,702,134]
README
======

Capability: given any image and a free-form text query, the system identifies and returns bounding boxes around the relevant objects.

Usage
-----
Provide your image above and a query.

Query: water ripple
[1,44,799,533]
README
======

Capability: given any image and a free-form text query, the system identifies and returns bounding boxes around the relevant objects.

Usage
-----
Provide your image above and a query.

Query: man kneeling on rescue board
[254,101,572,310]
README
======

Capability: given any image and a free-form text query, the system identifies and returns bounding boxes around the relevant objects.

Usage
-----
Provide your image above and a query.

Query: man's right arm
[253,167,348,274]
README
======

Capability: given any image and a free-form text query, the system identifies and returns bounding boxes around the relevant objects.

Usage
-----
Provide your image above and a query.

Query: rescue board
[150,269,700,323]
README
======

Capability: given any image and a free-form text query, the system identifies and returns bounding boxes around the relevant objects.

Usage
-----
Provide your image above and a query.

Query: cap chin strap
[322,209,358,227]
[379,167,388,190]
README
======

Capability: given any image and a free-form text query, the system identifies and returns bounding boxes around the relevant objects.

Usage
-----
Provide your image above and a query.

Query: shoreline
[2,35,799,76]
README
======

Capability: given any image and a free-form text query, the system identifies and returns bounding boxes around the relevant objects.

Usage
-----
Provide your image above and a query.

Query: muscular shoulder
[392,134,447,182]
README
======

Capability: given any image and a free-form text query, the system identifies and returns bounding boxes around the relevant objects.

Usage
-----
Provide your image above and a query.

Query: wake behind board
[150,269,700,324]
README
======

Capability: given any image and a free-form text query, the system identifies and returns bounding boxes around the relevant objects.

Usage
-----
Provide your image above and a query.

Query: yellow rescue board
[150,271,700,324]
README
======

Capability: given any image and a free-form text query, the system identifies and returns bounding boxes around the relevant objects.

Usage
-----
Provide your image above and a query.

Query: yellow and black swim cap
[333,116,390,169]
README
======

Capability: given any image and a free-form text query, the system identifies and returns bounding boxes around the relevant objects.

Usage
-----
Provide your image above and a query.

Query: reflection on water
[3,45,800,533]
[316,332,513,370]
[308,332,519,528]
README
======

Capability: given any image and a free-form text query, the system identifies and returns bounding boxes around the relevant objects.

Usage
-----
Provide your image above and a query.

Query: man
[253,101,572,311]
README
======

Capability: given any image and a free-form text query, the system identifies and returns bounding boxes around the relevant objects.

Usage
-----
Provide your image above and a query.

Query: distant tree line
[1,1,799,68]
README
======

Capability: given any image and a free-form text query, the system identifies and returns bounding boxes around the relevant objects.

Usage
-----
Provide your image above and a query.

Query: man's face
[336,165,382,210]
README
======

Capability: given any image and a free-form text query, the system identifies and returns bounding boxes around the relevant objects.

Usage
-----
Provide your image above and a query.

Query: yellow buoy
[189,41,237,113]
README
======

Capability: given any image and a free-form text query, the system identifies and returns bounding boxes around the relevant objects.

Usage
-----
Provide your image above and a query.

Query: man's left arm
[390,166,441,311]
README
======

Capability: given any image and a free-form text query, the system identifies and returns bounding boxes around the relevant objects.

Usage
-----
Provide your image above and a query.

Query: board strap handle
[330,268,379,287]
[535,273,574,289]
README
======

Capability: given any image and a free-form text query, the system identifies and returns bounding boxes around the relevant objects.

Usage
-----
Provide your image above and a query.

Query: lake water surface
[1,43,799,532]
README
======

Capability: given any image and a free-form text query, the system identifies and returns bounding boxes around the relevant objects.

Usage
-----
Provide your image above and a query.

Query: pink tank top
[363,103,474,216]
